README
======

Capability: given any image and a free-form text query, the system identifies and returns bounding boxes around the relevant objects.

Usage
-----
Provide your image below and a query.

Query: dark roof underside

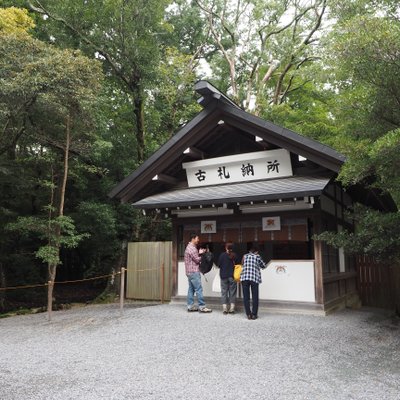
[133,176,330,209]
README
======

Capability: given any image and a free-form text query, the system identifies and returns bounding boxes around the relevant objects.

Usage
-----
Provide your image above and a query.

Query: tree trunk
[393,266,400,316]
[129,81,146,163]
[0,262,5,312]
[47,264,57,321]
[47,115,71,320]
[133,96,145,162]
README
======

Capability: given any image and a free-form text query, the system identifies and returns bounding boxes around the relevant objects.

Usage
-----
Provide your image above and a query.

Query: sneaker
[199,307,212,313]
[187,306,198,312]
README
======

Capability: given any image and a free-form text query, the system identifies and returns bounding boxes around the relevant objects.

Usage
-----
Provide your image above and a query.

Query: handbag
[233,264,242,282]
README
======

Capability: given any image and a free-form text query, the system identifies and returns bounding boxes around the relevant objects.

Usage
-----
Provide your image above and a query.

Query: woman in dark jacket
[217,242,239,314]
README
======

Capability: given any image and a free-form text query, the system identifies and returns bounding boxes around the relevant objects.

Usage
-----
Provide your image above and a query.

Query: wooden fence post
[160,262,165,303]
[120,267,125,313]
[47,280,53,322]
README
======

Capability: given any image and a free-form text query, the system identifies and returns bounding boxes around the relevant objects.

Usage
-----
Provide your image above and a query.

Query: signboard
[183,149,293,187]
[262,216,281,231]
[201,220,216,234]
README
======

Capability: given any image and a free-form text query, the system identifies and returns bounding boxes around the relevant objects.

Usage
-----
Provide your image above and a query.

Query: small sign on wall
[201,220,217,234]
[262,216,281,231]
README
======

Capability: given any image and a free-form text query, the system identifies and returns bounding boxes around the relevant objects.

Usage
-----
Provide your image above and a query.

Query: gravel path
[1,303,399,400]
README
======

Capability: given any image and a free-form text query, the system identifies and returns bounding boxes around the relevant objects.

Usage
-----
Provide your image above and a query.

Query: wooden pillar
[119,267,125,312]
[171,220,179,297]
[313,217,324,305]
[160,262,165,303]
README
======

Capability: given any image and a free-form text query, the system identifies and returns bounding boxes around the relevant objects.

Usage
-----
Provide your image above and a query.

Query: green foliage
[0,32,103,158]
[147,47,201,149]
[28,0,173,162]
[0,6,35,35]
[184,0,328,108]
[0,8,107,306]
[316,6,400,268]
[329,16,400,139]
[73,201,119,275]
[260,74,340,146]
[7,215,90,265]
[316,204,400,263]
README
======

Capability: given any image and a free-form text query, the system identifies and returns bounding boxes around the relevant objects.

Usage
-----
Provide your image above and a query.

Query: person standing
[240,246,267,320]
[217,242,238,314]
[184,233,212,313]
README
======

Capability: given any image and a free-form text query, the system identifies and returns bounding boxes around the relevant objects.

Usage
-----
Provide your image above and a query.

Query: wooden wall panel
[127,241,172,301]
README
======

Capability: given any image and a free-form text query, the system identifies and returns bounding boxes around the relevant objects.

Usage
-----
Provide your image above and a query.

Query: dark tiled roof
[133,175,330,209]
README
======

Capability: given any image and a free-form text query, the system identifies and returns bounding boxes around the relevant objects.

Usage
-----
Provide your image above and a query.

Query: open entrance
[178,217,313,263]
[176,217,316,303]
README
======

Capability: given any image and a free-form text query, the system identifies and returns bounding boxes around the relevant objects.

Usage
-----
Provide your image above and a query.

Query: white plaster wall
[178,260,315,302]
[178,261,220,297]
[261,261,315,302]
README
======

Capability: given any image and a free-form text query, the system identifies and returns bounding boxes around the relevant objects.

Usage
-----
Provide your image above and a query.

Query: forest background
[1,0,400,313]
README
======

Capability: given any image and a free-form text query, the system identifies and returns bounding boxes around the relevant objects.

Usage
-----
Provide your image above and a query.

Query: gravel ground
[1,303,399,400]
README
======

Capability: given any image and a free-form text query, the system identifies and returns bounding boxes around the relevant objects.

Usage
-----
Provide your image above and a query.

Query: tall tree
[28,0,171,163]
[316,4,400,311]
[186,0,327,112]
[0,10,104,317]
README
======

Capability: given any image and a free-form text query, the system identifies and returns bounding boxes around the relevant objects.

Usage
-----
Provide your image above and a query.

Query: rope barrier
[0,271,122,292]
[0,267,163,292]
[54,272,121,285]
[0,283,49,291]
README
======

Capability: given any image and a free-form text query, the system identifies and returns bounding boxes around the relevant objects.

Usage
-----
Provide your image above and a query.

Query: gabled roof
[109,81,345,203]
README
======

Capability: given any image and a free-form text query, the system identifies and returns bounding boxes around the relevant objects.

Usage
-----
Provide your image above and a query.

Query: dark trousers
[241,280,259,317]
[220,277,237,305]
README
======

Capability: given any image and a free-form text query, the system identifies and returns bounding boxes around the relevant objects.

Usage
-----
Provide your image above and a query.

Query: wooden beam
[183,146,205,159]
[152,174,180,185]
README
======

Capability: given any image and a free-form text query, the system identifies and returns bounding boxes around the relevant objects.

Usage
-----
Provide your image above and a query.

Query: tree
[316,5,400,311]
[27,0,171,163]
[0,6,34,34]
[186,0,327,112]
[0,10,104,318]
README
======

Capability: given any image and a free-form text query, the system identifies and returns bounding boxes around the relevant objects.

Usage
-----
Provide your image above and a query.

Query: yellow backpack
[233,264,242,282]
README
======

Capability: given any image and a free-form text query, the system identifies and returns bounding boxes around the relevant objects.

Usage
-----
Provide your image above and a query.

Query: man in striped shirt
[184,233,212,313]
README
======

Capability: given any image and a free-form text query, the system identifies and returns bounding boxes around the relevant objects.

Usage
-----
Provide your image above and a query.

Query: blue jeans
[187,272,205,309]
[242,280,259,317]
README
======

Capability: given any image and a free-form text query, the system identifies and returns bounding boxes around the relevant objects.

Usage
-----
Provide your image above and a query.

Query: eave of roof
[216,102,345,172]
[133,175,331,209]
[108,101,222,202]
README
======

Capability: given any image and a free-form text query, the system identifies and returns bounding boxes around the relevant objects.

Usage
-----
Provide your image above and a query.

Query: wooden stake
[160,263,165,304]
[120,268,125,313]
[47,280,53,321]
